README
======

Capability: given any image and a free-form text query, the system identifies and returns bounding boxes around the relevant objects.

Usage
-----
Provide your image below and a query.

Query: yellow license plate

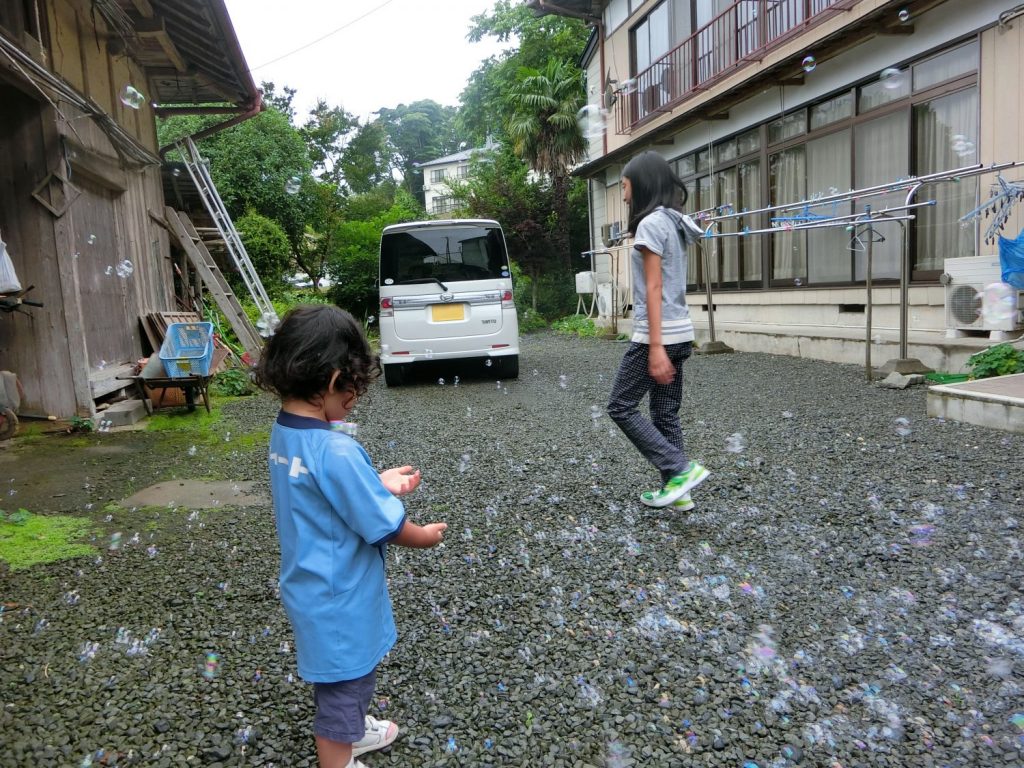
[431,303,465,322]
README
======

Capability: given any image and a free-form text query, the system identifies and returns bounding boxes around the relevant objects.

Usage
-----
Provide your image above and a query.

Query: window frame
[669,36,980,292]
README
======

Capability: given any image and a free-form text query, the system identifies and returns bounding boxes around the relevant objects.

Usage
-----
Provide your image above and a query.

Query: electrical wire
[247,0,398,72]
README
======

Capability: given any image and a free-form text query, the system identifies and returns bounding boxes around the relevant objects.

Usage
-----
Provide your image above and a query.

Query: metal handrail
[616,0,860,133]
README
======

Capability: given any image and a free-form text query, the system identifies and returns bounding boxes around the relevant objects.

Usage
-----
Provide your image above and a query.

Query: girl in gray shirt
[606,151,709,510]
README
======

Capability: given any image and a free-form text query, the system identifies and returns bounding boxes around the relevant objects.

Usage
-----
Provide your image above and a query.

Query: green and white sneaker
[639,491,694,511]
[639,462,709,508]
[671,493,695,511]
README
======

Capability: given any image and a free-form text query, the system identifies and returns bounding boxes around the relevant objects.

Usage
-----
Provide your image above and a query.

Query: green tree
[300,99,358,187]
[260,81,297,121]
[158,107,314,252]
[376,100,464,199]
[328,189,422,318]
[460,0,590,144]
[505,59,586,272]
[338,122,395,195]
[235,211,292,296]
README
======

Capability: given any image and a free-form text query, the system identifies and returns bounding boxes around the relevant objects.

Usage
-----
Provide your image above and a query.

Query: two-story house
[418,138,501,216]
[532,0,1024,372]
[418,146,479,216]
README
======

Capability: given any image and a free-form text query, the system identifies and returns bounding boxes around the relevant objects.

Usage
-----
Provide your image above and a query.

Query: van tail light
[380,297,394,318]
[501,290,514,308]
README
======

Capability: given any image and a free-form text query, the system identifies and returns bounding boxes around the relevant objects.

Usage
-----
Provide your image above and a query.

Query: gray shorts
[312,667,377,744]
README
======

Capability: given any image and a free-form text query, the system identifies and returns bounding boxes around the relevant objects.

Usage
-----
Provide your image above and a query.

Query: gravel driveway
[2,331,1022,767]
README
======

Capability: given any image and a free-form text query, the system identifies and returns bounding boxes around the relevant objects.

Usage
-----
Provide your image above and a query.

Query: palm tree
[505,59,586,271]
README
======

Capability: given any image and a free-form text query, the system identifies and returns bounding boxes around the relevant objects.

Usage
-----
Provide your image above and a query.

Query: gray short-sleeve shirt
[630,207,695,345]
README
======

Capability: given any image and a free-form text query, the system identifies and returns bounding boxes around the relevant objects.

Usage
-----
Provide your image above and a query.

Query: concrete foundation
[926,374,1024,434]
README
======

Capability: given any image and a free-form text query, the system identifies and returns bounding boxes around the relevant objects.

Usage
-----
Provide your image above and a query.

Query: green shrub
[534,270,579,320]
[967,343,1024,379]
[210,367,256,397]
[518,307,548,333]
[551,314,599,337]
[235,211,292,297]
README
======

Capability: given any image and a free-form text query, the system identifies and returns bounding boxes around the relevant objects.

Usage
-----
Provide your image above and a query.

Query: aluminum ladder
[177,136,279,335]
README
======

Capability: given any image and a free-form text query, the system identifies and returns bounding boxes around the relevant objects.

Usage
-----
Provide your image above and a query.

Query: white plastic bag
[0,237,21,294]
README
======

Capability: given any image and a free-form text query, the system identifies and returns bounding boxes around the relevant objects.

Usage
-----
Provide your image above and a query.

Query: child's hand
[379,466,421,496]
[422,522,447,546]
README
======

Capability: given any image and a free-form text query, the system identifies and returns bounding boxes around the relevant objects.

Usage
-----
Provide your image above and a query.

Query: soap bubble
[894,416,912,438]
[880,67,906,90]
[801,55,817,73]
[115,259,134,279]
[104,265,114,276]
[794,277,803,287]
[201,652,219,679]
[119,85,146,109]
[981,282,1017,324]
[576,103,608,140]
[898,8,911,23]
[284,176,301,195]
[87,234,97,245]
[437,377,445,386]
[484,358,492,367]
[725,432,746,453]
[171,167,181,178]
[951,134,975,158]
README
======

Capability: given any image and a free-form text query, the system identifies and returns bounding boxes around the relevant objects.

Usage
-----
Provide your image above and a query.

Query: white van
[378,219,519,386]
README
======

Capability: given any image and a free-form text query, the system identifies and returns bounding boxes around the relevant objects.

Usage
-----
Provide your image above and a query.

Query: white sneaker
[352,715,399,757]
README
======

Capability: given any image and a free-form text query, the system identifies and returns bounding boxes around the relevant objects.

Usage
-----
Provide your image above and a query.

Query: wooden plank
[163,208,263,356]
[177,214,264,353]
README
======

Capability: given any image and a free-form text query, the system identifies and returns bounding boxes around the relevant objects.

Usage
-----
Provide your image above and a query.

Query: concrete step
[926,373,1024,434]
[101,399,150,426]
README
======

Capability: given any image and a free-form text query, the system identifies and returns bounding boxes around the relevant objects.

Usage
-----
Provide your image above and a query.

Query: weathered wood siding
[0,0,177,417]
[0,85,80,417]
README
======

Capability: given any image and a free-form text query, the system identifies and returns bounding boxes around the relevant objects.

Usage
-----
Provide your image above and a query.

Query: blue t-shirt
[268,411,406,682]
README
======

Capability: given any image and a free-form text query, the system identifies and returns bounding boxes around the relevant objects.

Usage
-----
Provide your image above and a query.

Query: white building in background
[532,0,1024,373]
[417,139,499,216]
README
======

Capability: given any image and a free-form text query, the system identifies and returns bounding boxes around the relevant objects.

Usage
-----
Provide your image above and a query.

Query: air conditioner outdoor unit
[596,283,628,318]
[601,221,623,247]
[575,271,596,294]
[943,254,1024,338]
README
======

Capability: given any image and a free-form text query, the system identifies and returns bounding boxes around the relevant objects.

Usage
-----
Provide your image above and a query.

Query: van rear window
[381,226,508,284]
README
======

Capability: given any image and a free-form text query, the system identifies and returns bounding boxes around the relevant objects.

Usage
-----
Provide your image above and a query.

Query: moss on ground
[0,512,97,570]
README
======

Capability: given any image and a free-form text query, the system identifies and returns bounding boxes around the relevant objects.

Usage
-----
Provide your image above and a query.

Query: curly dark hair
[253,305,380,402]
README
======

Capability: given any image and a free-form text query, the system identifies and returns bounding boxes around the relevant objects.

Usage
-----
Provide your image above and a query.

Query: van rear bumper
[380,345,518,366]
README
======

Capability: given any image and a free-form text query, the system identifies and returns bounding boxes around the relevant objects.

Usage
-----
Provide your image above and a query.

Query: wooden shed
[0,0,260,418]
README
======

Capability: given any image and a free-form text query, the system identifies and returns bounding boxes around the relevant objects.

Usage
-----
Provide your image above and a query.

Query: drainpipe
[157,91,264,157]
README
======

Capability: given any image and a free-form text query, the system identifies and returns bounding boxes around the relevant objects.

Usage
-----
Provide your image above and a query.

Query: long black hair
[622,150,688,235]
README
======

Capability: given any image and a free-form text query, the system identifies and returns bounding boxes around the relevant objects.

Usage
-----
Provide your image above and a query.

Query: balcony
[615,0,859,133]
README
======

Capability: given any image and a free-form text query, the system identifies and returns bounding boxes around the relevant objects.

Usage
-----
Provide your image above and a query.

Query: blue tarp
[999,228,1024,289]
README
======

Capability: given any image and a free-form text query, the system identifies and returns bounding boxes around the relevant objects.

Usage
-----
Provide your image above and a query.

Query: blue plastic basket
[159,322,214,378]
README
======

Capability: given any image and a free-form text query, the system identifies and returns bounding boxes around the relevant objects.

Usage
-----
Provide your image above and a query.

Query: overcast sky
[222,0,511,123]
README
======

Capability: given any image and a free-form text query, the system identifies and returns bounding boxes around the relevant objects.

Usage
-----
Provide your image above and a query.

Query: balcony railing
[615,0,859,133]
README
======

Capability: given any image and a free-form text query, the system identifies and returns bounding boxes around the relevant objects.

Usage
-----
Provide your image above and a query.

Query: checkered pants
[607,341,692,484]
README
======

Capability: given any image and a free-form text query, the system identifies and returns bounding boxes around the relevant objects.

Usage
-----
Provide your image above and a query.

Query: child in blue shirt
[255,305,447,768]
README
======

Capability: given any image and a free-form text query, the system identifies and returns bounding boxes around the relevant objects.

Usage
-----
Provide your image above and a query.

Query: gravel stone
[1,332,1022,766]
